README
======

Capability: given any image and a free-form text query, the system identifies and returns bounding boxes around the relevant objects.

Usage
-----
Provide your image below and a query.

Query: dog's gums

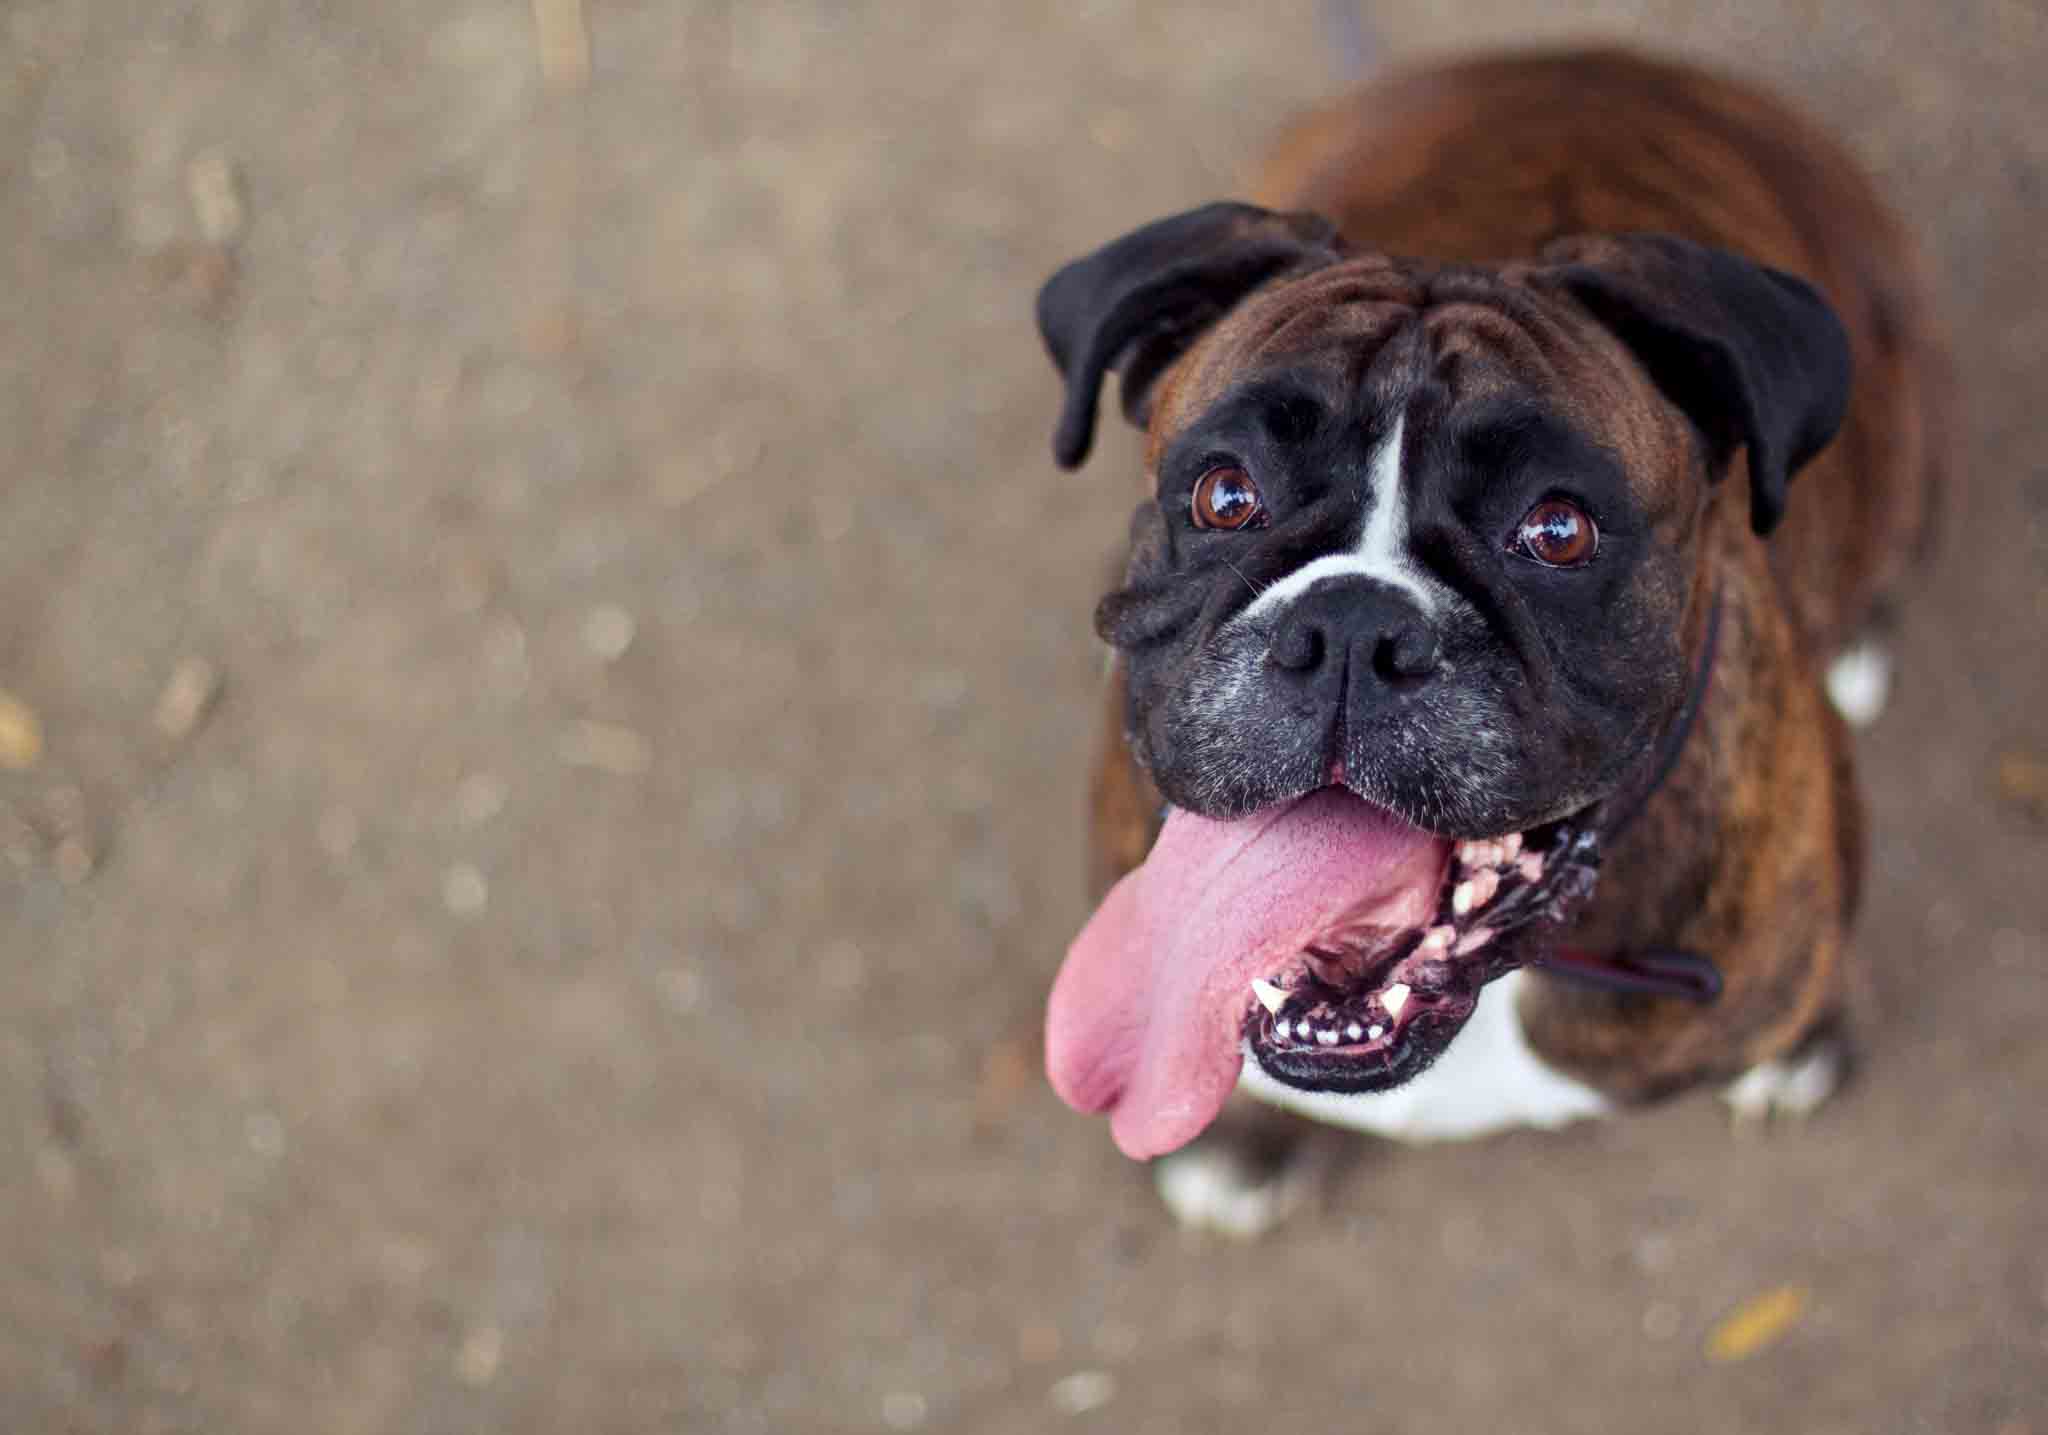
[1244,816,1602,1092]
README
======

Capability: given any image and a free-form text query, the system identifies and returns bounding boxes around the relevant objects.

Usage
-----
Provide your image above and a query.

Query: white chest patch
[1235,970,1612,1142]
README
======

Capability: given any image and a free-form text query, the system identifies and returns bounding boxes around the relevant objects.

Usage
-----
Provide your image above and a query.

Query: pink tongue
[1045,788,1447,1159]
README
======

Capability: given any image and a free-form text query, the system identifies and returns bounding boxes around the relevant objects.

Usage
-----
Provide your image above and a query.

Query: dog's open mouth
[1044,787,1600,1159]
[1243,815,1597,1089]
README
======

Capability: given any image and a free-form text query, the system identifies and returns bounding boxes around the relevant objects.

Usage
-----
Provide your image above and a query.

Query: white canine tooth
[1472,869,1500,906]
[1452,881,1476,915]
[1476,841,1499,869]
[1382,983,1411,1019]
[1296,1019,1315,1040]
[1456,841,1483,867]
[1368,1024,1385,1040]
[1501,833,1523,860]
[1420,925,1454,951]
[1317,1027,1339,1046]
[1347,1022,1365,1041]
[1250,978,1289,1016]
[1519,853,1545,882]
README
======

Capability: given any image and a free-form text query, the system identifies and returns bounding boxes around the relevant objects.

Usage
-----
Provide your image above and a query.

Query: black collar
[1535,590,1727,1004]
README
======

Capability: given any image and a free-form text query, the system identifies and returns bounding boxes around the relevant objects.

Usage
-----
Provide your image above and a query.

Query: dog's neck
[1520,509,1854,1098]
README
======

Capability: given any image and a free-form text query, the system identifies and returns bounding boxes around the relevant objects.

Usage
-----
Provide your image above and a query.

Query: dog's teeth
[1518,852,1545,882]
[1347,1022,1365,1041]
[1250,978,1289,1016]
[1452,881,1476,915]
[1420,925,1455,951]
[1456,841,1483,868]
[1296,1019,1315,1041]
[1382,983,1411,1019]
[1317,1027,1339,1046]
[1501,833,1523,860]
[1368,1023,1385,1040]
[1472,869,1500,907]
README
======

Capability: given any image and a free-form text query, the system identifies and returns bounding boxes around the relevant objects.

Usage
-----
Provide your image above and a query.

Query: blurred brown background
[2,2,2044,1431]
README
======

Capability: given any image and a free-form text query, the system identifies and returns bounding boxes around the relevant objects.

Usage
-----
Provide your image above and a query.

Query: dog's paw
[1720,1036,1845,1127]
[1152,1133,1318,1239]
[1825,641,1891,728]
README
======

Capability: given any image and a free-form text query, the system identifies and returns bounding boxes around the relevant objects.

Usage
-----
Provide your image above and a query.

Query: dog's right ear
[1036,202,1345,469]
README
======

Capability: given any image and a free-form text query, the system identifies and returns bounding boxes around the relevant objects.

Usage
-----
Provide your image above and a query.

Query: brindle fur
[1085,49,1954,1099]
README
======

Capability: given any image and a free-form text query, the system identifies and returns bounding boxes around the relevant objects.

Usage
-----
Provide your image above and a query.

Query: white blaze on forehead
[1237,413,1440,626]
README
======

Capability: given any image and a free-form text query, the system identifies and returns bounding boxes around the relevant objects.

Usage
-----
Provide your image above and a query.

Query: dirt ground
[2,2,2044,1431]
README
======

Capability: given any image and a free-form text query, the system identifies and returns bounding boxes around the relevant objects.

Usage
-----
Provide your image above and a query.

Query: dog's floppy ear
[1539,234,1851,535]
[1036,202,1345,469]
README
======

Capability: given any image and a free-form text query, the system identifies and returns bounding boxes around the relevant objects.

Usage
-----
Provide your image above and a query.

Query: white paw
[1720,1043,1842,1126]
[1152,1141,1306,1239]
[1826,642,1891,728]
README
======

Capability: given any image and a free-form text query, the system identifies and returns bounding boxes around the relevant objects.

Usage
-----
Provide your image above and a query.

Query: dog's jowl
[1033,49,1954,1219]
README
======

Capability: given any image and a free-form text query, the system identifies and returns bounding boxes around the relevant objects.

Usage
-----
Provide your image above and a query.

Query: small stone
[245,1111,285,1158]
[484,621,531,698]
[656,966,702,1014]
[53,836,95,885]
[443,554,494,613]
[454,1325,502,1386]
[557,720,651,776]
[1017,1320,1062,1364]
[100,1248,142,1288]
[454,772,507,825]
[185,149,244,244]
[0,691,43,769]
[532,0,590,92]
[1097,1318,1146,1359]
[1642,1301,1683,1341]
[1990,928,2033,969]
[442,863,488,917]
[580,603,636,662]
[1048,1370,1117,1417]
[1632,1231,1676,1275]
[880,1391,928,1430]
[378,1237,434,1285]
[2,809,37,867]
[153,657,221,741]
[317,808,360,858]
[820,939,866,995]
[36,1146,77,1201]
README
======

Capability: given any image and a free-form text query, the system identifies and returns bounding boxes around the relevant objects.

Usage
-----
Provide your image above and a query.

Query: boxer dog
[1034,49,1954,1232]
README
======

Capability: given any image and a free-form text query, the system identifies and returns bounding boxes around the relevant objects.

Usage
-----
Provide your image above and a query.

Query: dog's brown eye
[1514,499,1598,567]
[1191,466,1265,531]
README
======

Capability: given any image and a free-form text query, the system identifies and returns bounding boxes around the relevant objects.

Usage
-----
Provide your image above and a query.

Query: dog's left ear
[1539,234,1851,536]
[1036,202,1345,470]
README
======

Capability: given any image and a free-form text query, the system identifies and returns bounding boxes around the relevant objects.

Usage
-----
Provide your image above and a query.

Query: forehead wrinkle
[1222,256,1425,363]
[1152,275,1419,457]
[1422,292,1645,435]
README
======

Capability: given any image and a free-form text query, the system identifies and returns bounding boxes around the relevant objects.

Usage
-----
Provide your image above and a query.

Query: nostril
[1375,625,1441,682]
[1270,621,1325,673]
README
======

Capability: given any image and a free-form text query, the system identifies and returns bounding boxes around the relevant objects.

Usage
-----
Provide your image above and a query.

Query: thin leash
[1536,590,1727,1003]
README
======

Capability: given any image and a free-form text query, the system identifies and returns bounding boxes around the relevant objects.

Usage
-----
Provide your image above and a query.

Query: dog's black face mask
[1101,352,1687,838]
[1039,205,1852,839]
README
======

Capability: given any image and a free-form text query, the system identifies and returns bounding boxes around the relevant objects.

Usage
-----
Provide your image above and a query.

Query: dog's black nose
[1267,576,1441,687]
